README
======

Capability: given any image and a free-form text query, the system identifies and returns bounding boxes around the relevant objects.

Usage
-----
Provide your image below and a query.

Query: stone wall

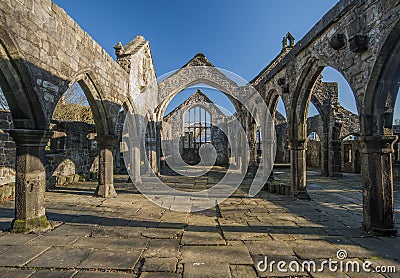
[306,140,321,169]
[0,110,15,200]
[46,121,99,185]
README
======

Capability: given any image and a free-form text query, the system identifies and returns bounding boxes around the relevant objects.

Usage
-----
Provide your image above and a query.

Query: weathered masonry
[0,0,399,236]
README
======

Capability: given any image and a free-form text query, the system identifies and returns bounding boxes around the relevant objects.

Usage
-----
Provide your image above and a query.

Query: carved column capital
[7,129,53,147]
[288,138,306,150]
[357,135,398,154]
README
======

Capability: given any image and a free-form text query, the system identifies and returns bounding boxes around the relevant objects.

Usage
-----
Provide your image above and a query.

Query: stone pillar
[359,135,397,236]
[249,123,258,170]
[148,132,159,175]
[128,137,142,184]
[95,135,117,198]
[8,129,52,233]
[329,122,343,177]
[155,122,161,174]
[329,139,343,177]
[289,138,311,200]
[320,135,329,176]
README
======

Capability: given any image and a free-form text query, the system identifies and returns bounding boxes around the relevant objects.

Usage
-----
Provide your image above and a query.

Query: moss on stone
[11,215,51,234]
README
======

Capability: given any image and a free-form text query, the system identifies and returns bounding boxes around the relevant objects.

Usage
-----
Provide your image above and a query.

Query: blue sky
[51,0,364,117]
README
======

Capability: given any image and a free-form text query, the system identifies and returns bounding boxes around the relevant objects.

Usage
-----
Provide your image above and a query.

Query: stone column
[8,129,52,233]
[329,139,343,177]
[359,135,397,236]
[329,122,343,177]
[155,122,162,174]
[289,138,311,200]
[148,137,159,174]
[320,134,329,176]
[95,135,117,198]
[128,137,142,184]
[249,123,258,170]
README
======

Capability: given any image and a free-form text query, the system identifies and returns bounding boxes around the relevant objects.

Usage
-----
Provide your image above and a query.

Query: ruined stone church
[0,0,399,239]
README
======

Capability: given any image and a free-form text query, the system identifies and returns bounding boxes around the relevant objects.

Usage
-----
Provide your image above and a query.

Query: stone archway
[359,18,400,236]
[288,57,359,199]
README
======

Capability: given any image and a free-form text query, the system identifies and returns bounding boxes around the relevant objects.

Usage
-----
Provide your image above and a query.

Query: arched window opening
[322,67,358,114]
[308,131,320,141]
[48,82,98,186]
[0,87,9,110]
[274,96,289,164]
[52,82,94,124]
[183,106,211,150]
[0,86,15,194]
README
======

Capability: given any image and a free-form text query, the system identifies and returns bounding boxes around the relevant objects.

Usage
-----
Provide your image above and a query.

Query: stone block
[73,174,81,182]
[66,175,74,184]
[3,183,14,199]
[56,176,66,186]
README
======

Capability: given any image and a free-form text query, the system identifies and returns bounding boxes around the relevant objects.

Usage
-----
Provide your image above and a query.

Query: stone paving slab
[181,230,225,245]
[142,257,177,272]
[71,237,116,249]
[287,239,340,259]
[92,226,145,238]
[183,263,231,278]
[0,268,36,278]
[111,238,149,250]
[349,237,400,259]
[0,233,38,246]
[26,235,80,247]
[140,272,181,278]
[229,265,257,278]
[30,270,77,278]
[44,223,96,237]
[0,245,49,267]
[180,245,253,264]
[244,240,295,257]
[26,247,92,268]
[143,239,180,258]
[77,249,143,270]
[75,271,137,277]
[142,228,183,239]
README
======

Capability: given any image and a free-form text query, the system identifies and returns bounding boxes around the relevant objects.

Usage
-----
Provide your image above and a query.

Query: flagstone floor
[0,168,399,277]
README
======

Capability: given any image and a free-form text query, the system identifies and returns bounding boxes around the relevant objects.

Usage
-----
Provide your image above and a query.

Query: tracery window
[183,106,211,149]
